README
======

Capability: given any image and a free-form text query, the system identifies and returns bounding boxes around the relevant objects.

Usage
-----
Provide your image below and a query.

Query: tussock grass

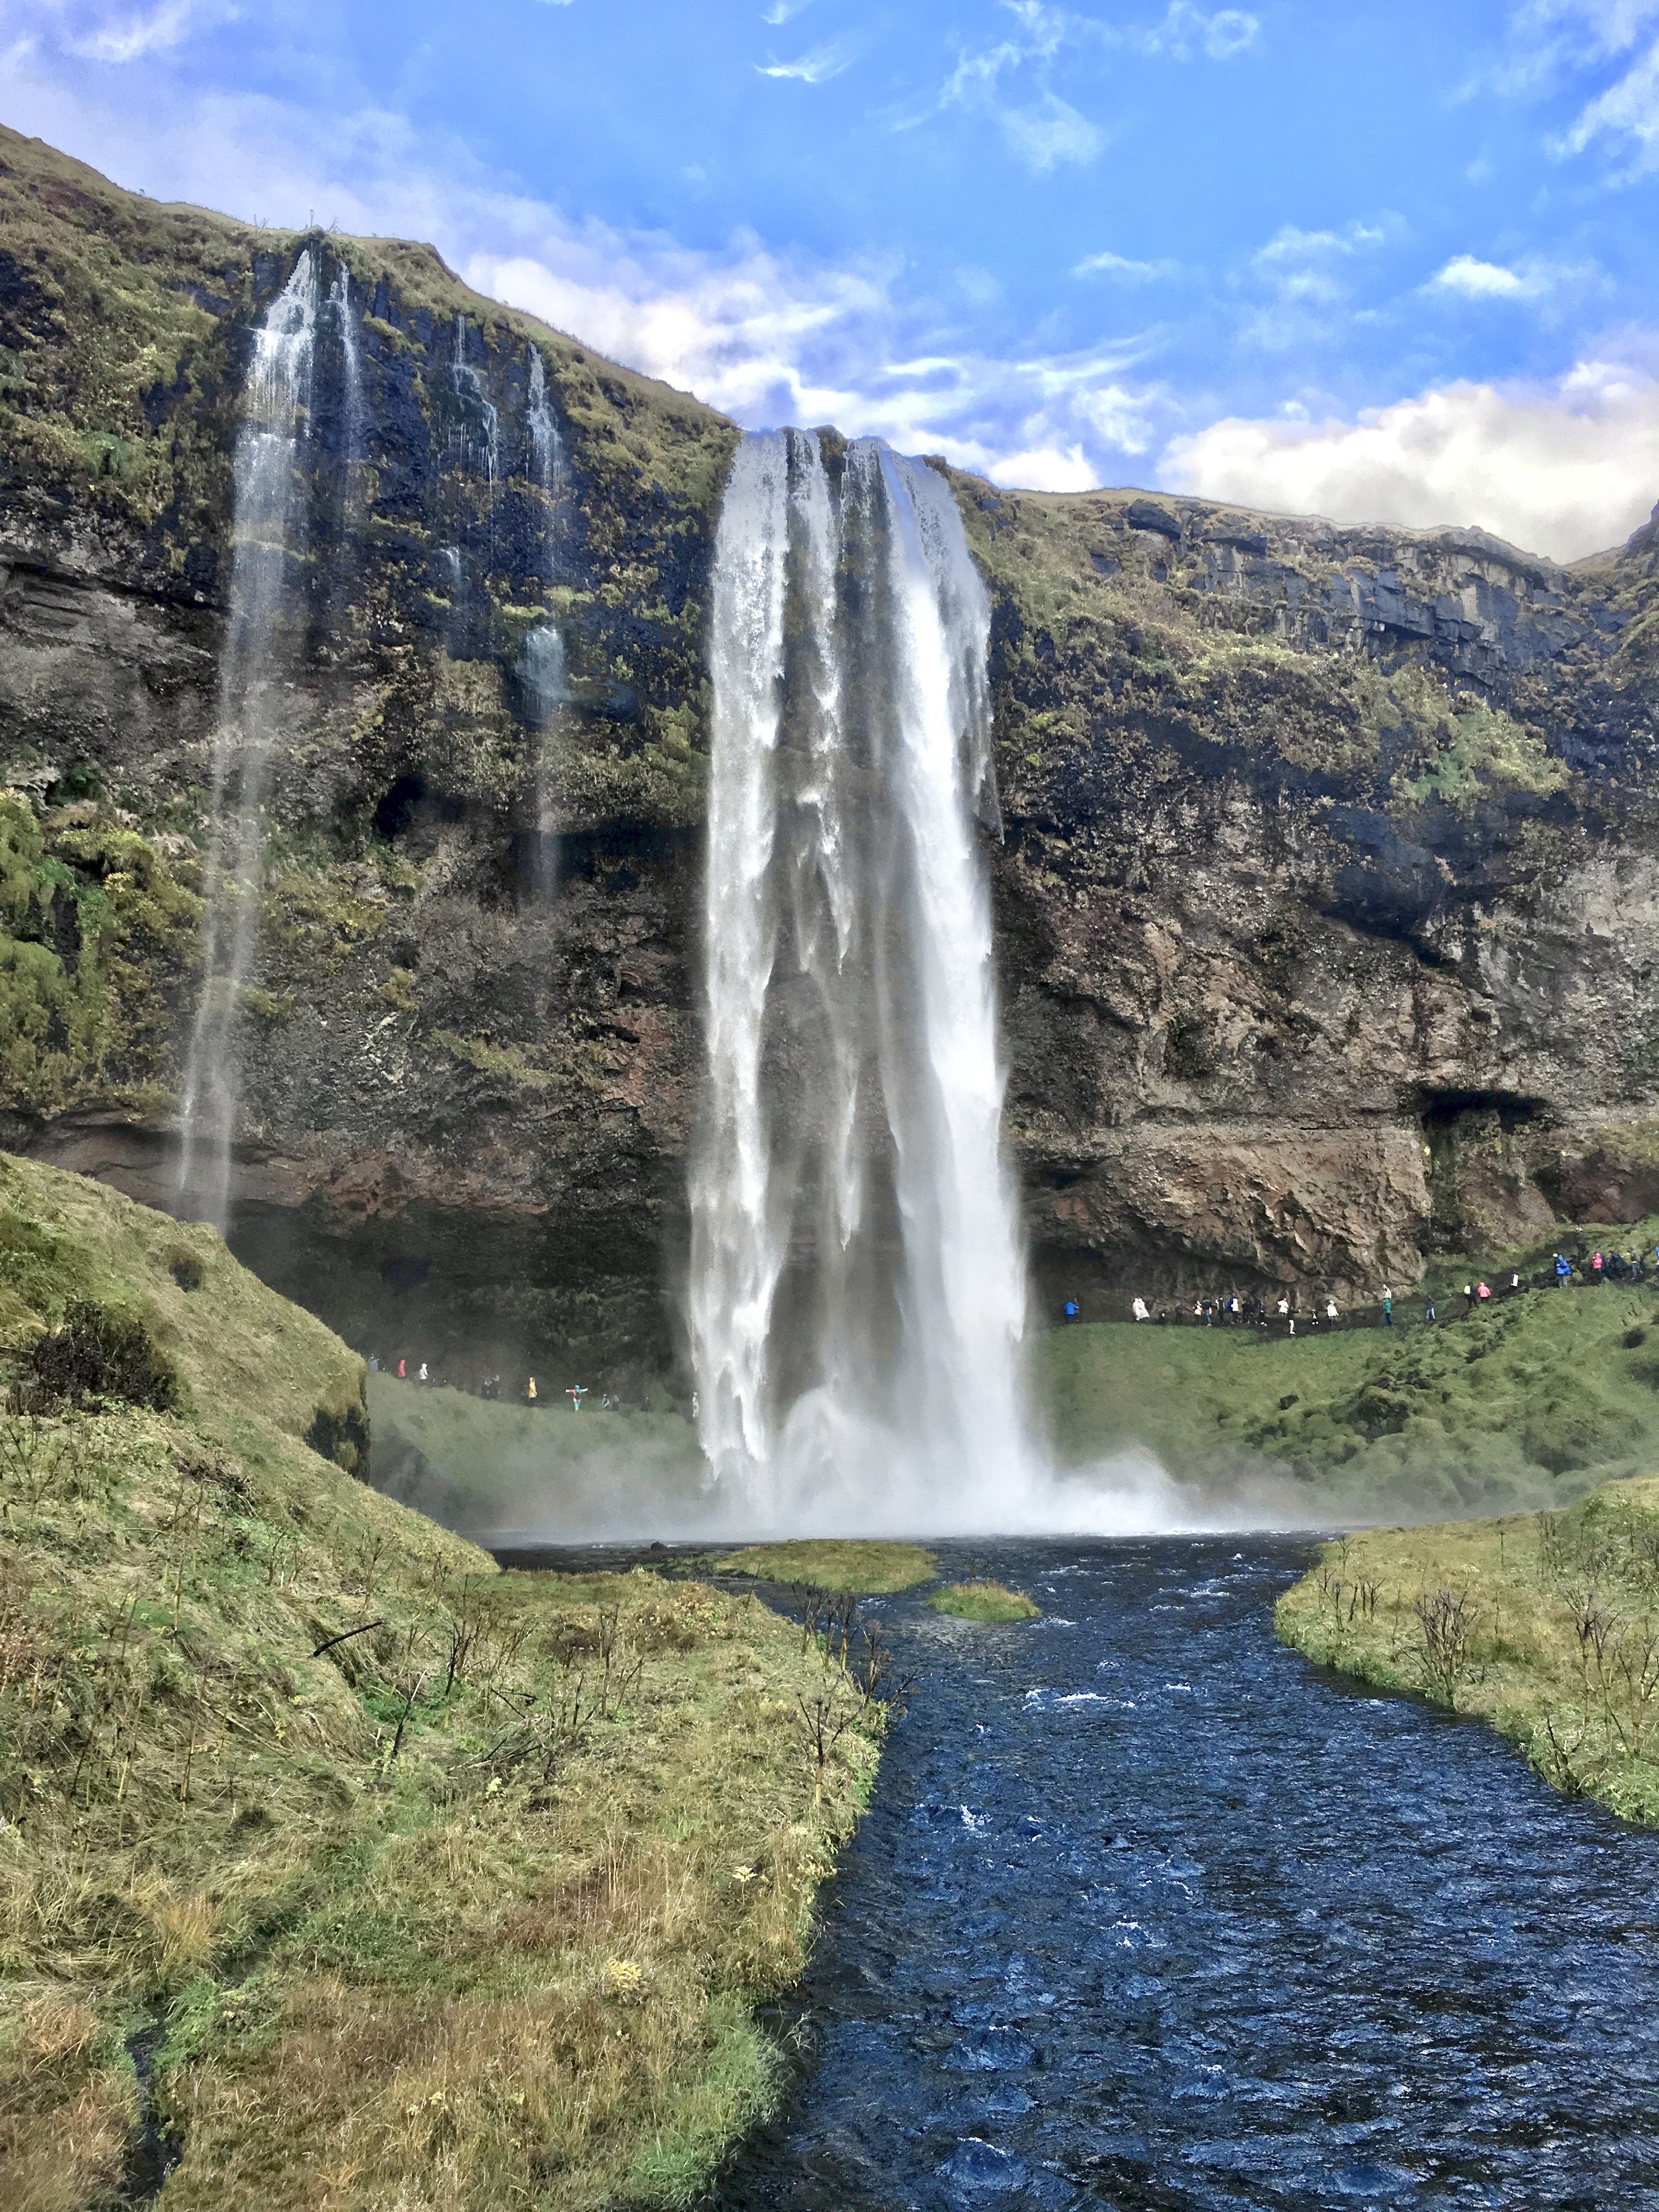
[717,1541,937,1594]
[927,1580,1040,1623]
[1037,1262,1659,1516]
[1277,1473,1659,1827]
[0,1157,884,2209]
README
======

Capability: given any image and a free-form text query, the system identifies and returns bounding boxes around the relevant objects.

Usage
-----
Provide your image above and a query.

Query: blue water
[705,1537,1659,2211]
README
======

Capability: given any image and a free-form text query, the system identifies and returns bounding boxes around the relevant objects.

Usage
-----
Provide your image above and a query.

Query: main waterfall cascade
[177,250,324,1229]
[691,430,1045,1532]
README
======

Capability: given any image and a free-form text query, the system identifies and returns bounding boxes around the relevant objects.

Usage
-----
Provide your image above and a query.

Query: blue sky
[6,0,1659,555]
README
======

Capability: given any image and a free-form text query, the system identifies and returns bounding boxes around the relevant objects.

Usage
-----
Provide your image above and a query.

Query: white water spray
[691,431,1056,1532]
[178,249,321,1227]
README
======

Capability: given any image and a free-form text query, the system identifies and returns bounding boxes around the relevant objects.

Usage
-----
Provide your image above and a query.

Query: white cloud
[1073,249,1179,280]
[1432,253,1532,296]
[1164,358,1659,560]
[757,35,864,83]
[1000,91,1104,168]
[762,0,814,18]
[988,443,1097,490]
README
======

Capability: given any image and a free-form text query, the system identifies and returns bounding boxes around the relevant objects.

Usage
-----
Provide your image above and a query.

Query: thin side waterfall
[523,347,567,896]
[451,314,500,484]
[177,249,321,1228]
[330,265,364,483]
[689,430,1037,1531]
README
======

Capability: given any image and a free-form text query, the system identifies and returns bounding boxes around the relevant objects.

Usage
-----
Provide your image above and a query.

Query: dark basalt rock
[3,123,1659,1385]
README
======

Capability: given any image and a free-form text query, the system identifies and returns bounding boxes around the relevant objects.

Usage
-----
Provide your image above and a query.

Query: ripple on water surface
[706,1537,1659,2211]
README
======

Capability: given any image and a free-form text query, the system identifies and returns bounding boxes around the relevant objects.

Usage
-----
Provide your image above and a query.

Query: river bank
[0,1155,882,2211]
[1276,1472,1659,1828]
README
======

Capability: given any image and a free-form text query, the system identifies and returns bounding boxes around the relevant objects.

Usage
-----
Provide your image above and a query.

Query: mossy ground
[0,1159,883,2210]
[1276,1474,1659,1830]
[926,1581,1040,1623]
[1036,1242,1659,1519]
[716,1542,937,1594]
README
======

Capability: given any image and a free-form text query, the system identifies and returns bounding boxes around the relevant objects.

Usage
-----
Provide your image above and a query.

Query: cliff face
[3,126,1658,1385]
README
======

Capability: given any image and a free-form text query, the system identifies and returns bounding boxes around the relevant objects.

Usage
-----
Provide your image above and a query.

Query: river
[702,1536,1659,2210]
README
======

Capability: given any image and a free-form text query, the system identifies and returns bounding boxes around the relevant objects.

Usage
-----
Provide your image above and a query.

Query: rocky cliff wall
[3,125,1658,1388]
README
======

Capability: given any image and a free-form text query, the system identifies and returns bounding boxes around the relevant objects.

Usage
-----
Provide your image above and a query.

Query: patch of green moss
[427,1030,554,1090]
[0,794,201,1116]
[1396,685,1565,809]
[263,868,386,974]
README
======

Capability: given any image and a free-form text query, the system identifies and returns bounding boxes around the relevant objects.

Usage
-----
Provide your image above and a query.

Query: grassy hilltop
[0,1154,884,2211]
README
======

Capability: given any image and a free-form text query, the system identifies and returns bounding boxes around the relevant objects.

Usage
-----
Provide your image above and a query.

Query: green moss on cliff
[0,793,200,1115]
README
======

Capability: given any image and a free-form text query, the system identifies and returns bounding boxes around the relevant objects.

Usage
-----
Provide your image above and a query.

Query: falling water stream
[691,431,1034,1531]
[523,346,568,898]
[178,250,324,1227]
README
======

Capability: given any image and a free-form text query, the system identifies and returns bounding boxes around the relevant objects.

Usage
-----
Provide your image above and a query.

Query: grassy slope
[1036,1239,1659,1519]
[0,1156,882,2211]
[1276,1474,1659,1830]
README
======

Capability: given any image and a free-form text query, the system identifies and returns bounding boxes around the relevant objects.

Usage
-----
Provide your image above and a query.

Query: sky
[5,1,1659,558]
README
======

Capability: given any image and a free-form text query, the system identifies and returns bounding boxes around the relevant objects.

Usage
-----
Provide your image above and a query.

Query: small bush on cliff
[27,1296,179,1411]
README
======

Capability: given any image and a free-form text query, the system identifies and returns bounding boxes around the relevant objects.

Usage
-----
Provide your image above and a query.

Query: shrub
[28,1297,179,1411]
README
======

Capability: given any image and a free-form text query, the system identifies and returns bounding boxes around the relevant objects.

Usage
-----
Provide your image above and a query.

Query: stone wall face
[3,126,1658,1379]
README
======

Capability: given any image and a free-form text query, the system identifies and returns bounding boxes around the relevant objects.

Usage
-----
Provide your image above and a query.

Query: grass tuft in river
[928,1577,1041,1623]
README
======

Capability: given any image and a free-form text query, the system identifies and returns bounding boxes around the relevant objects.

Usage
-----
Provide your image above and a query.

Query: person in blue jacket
[1554,1252,1572,1286]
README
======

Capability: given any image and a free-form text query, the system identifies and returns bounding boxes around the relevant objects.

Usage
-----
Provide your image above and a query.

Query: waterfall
[330,265,364,481]
[523,347,567,897]
[177,249,321,1228]
[450,315,500,484]
[689,430,1035,1532]
[526,347,565,525]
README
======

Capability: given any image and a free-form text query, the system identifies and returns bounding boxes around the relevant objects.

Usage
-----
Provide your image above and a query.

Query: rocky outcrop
[3,125,1658,1383]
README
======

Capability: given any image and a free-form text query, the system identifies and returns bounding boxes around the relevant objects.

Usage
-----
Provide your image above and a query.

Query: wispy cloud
[1165,354,1659,560]
[42,0,233,64]
[1074,249,1181,280]
[906,0,1259,172]
[1430,252,1565,297]
[1131,2,1260,61]
[762,0,814,21]
[757,33,864,83]
[1492,2,1659,170]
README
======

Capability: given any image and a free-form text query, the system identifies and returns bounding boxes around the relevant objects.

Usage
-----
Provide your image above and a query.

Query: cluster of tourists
[366,1352,618,1409]
[1126,1293,1342,1333]
[1106,1239,1659,1332]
